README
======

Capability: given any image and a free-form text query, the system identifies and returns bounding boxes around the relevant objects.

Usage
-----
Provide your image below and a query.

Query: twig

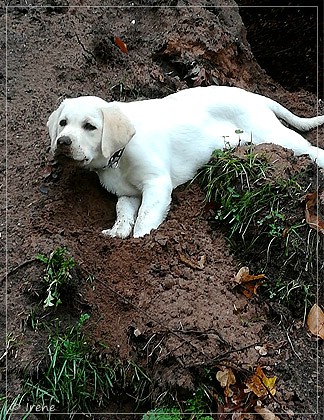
[174,327,228,345]
[74,30,97,62]
[196,341,263,366]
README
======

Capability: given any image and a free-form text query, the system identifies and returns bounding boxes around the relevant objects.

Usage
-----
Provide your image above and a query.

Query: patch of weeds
[113,359,152,409]
[142,408,182,420]
[143,406,212,420]
[143,388,213,419]
[196,146,300,245]
[23,313,110,413]
[21,314,151,415]
[257,208,286,238]
[196,145,323,315]
[185,387,213,419]
[25,247,80,332]
[36,247,76,308]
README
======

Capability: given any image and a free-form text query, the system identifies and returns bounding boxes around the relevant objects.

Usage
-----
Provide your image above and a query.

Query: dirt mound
[2,2,324,418]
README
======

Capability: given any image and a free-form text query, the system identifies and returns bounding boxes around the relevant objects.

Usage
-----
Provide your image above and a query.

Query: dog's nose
[57,136,72,146]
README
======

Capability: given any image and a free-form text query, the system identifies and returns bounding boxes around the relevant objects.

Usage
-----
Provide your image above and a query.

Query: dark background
[237,0,323,96]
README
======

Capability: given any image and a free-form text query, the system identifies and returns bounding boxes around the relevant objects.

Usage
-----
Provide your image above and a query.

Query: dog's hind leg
[102,196,141,238]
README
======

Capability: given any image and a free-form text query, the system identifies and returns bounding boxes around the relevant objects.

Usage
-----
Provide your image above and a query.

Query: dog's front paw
[102,222,133,239]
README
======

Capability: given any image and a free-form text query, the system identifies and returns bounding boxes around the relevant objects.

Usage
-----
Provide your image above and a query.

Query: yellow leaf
[307,304,324,339]
[245,366,276,398]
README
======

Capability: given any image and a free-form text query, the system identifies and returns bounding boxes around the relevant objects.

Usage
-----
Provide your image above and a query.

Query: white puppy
[47,86,324,238]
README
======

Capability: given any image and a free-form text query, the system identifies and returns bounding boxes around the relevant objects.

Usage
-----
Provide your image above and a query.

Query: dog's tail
[266,98,324,131]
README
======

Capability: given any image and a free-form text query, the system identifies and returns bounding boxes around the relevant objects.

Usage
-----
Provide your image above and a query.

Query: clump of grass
[196,145,322,314]
[143,388,213,420]
[142,408,182,420]
[36,247,76,308]
[22,314,151,415]
[196,146,301,244]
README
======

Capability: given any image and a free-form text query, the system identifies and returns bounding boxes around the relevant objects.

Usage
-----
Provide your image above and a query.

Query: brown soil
[1,1,324,419]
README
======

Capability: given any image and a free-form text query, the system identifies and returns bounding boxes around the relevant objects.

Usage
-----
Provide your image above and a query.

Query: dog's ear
[100,106,136,160]
[47,103,63,145]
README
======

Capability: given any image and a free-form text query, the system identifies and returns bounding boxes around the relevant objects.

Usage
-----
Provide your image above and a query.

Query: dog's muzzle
[55,136,72,157]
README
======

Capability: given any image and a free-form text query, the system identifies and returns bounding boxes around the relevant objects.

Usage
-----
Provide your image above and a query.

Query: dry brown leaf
[179,253,206,270]
[235,267,265,298]
[245,366,276,398]
[216,367,236,397]
[241,283,261,299]
[235,267,265,284]
[305,192,324,234]
[254,406,280,420]
[114,36,128,54]
[307,303,324,339]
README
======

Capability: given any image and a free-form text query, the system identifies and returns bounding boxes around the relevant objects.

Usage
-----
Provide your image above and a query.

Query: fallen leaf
[305,192,324,234]
[235,267,265,284]
[254,406,280,420]
[307,303,324,339]
[245,366,276,398]
[114,36,128,54]
[179,253,206,270]
[235,267,265,298]
[216,367,236,397]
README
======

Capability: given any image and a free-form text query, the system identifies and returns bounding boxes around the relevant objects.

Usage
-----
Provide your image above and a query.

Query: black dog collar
[104,148,125,169]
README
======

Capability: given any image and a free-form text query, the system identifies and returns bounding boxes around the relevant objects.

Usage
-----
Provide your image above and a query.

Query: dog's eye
[59,119,67,127]
[84,122,97,131]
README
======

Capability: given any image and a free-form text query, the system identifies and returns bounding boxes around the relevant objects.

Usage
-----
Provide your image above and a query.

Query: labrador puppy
[47,86,324,238]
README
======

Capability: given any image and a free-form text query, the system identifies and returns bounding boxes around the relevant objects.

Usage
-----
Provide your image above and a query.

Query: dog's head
[47,96,136,169]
